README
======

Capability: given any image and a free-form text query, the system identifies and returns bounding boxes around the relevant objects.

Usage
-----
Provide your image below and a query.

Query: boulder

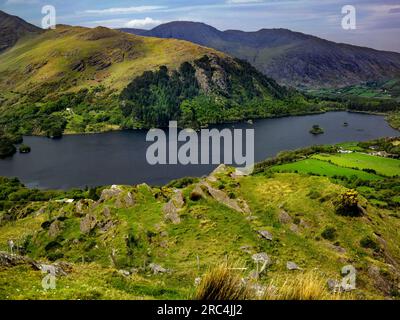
[149,263,168,274]
[163,201,181,224]
[80,214,97,234]
[286,261,301,271]
[100,186,122,202]
[116,191,135,208]
[278,210,292,224]
[252,253,271,265]
[258,230,273,241]
[48,220,63,239]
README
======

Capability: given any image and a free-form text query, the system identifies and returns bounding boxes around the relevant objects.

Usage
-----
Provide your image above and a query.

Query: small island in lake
[309,124,325,135]
[19,144,31,154]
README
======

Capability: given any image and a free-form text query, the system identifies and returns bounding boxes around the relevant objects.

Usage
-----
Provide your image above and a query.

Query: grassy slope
[0,151,400,299]
[0,26,222,102]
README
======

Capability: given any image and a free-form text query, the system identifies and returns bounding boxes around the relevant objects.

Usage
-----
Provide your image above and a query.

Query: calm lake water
[0,111,398,190]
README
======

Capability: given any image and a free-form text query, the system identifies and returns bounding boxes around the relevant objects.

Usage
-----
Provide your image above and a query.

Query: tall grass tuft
[194,263,251,300]
[263,271,343,300]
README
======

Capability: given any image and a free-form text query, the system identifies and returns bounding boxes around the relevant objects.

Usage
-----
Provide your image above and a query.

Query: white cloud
[124,17,162,28]
[84,6,166,15]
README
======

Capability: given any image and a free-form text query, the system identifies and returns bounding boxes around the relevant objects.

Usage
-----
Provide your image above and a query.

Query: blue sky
[1,0,400,52]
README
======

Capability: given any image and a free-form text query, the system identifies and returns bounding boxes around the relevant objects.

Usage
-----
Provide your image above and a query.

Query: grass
[194,263,251,300]
[312,153,400,177]
[263,271,346,300]
[1,169,400,299]
[270,158,382,180]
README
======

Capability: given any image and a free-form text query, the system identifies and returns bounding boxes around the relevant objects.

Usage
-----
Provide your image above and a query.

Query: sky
[1,0,400,52]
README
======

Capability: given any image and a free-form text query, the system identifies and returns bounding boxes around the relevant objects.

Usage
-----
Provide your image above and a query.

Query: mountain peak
[0,10,42,53]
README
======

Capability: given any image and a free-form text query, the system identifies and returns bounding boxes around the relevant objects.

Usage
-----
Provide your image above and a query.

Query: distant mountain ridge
[120,21,400,88]
[0,10,42,53]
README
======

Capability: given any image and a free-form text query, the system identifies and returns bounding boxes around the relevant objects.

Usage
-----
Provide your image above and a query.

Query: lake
[0,111,398,190]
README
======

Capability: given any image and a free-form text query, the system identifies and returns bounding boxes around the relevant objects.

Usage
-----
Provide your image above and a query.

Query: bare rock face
[80,214,97,234]
[48,220,63,239]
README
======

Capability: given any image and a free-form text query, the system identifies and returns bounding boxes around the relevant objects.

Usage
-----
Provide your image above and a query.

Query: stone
[80,214,97,234]
[286,261,301,270]
[252,253,271,265]
[171,190,185,209]
[100,186,122,201]
[116,191,135,208]
[48,220,63,239]
[75,199,94,215]
[258,230,273,241]
[102,207,111,218]
[149,263,168,274]
[163,201,181,224]
[278,210,292,224]
[190,185,205,201]
[118,270,130,277]
[99,220,115,233]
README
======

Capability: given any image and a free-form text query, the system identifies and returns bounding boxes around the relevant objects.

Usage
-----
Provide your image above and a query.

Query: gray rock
[118,270,130,277]
[48,220,63,239]
[286,261,301,270]
[149,263,168,274]
[252,253,271,265]
[278,210,292,224]
[80,214,97,234]
[100,186,122,202]
[163,201,181,224]
[258,230,273,241]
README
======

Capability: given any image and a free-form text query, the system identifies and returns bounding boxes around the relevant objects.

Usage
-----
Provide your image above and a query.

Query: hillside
[0,13,325,143]
[0,10,42,53]
[0,138,399,300]
[121,22,400,89]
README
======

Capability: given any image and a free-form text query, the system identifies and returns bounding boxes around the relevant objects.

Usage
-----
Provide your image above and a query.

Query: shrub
[360,235,380,251]
[321,226,337,241]
[335,190,362,216]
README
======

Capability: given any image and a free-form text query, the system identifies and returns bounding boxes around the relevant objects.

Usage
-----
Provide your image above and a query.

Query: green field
[270,158,382,180]
[312,153,400,177]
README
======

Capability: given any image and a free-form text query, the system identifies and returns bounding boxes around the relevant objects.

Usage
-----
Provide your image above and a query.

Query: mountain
[121,21,400,88]
[1,139,400,299]
[0,14,319,140]
[0,10,42,53]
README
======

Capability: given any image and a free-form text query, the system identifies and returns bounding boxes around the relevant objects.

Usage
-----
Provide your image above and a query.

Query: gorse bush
[335,190,362,216]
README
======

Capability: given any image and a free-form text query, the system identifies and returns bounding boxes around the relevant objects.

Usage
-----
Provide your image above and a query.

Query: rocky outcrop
[163,190,185,224]
[48,220,63,239]
[0,252,70,276]
[80,214,97,234]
